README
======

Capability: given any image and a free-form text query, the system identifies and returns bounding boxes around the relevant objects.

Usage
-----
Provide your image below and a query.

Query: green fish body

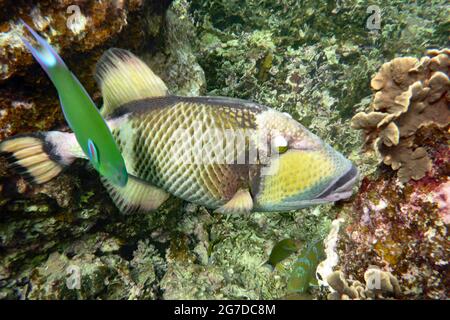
[267,239,302,267]
[0,49,358,214]
[287,239,325,294]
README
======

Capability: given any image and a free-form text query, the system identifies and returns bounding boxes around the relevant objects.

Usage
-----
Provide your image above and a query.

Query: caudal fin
[20,20,67,78]
[0,132,79,184]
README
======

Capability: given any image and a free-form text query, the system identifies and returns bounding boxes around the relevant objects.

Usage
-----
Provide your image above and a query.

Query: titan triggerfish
[0,48,358,214]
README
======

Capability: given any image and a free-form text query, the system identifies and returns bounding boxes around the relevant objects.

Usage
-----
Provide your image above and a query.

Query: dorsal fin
[95,48,168,117]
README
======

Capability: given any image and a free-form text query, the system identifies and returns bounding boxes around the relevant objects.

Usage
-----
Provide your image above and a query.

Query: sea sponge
[351,48,450,182]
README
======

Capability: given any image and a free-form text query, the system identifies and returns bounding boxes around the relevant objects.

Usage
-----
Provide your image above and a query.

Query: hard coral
[326,267,401,300]
[351,49,450,182]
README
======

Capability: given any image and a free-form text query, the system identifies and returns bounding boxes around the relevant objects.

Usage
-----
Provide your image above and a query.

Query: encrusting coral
[351,48,450,182]
[328,123,449,299]
[0,0,170,140]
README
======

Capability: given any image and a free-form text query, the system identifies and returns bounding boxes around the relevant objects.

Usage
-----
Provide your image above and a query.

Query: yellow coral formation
[351,49,450,182]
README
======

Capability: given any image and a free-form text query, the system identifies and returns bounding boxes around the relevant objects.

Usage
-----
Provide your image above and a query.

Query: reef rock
[0,0,170,139]
[327,120,449,299]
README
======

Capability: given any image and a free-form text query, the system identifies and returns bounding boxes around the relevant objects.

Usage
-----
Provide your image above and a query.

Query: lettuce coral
[351,49,450,182]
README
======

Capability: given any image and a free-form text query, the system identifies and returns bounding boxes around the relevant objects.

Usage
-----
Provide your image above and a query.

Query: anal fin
[215,189,253,214]
[101,175,169,214]
[95,48,168,117]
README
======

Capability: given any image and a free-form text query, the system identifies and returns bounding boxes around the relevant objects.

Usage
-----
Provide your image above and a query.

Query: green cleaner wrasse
[267,239,302,268]
[0,47,358,214]
[17,21,127,187]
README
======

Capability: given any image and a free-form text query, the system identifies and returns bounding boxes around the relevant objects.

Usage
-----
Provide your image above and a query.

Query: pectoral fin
[215,189,253,214]
[101,175,169,214]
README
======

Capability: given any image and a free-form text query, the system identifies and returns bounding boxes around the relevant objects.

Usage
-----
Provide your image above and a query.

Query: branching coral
[351,49,450,182]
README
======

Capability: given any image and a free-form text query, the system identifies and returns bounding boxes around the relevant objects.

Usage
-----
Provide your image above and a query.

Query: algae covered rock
[323,124,449,299]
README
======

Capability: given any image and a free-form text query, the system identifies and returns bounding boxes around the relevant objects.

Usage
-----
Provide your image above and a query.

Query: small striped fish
[287,239,325,295]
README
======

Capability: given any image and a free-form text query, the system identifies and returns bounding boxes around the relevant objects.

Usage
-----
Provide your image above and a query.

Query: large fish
[0,48,358,214]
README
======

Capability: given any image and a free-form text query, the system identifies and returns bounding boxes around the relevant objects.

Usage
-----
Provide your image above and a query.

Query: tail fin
[0,132,80,184]
[20,20,67,79]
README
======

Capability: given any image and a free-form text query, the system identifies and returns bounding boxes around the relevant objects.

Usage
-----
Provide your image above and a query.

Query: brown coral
[351,48,450,182]
[326,267,401,300]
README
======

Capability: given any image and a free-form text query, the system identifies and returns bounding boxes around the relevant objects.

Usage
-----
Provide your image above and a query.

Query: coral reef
[329,124,449,299]
[0,0,449,300]
[332,48,449,300]
[351,49,450,182]
[189,0,448,160]
[0,0,176,299]
[0,0,156,81]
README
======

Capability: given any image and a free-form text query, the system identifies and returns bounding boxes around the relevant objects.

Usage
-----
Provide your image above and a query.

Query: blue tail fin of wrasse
[19,19,67,77]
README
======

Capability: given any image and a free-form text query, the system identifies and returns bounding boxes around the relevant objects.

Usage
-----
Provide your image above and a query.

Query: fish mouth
[261,163,359,211]
[315,164,359,202]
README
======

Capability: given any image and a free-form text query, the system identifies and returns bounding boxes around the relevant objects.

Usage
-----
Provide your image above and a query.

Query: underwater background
[0,0,448,299]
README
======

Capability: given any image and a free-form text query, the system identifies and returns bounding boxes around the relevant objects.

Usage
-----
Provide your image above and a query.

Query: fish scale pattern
[119,99,261,208]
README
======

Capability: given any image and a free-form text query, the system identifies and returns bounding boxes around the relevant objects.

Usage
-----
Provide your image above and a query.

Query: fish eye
[87,139,99,166]
[272,135,289,154]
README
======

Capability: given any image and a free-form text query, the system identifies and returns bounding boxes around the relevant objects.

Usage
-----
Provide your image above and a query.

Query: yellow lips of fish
[257,149,336,206]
